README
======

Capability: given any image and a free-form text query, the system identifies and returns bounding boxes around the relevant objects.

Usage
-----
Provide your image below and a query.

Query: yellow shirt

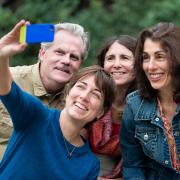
[0,63,65,159]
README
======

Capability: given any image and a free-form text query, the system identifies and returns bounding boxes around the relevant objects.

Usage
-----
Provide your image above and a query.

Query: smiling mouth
[55,67,70,74]
[74,102,88,111]
[149,73,163,81]
[111,72,126,76]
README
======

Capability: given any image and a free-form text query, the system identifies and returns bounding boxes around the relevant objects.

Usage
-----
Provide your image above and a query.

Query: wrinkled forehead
[54,30,84,52]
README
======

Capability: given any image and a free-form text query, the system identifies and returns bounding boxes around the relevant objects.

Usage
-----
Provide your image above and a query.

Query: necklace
[63,136,76,158]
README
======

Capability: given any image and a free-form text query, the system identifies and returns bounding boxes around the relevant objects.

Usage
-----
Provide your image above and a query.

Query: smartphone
[19,24,55,44]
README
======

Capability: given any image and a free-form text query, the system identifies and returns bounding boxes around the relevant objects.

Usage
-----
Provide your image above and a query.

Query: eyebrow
[56,48,81,57]
[106,54,133,58]
[78,81,101,93]
[56,47,65,52]
[105,54,115,59]
[154,50,166,54]
[143,50,166,54]
[120,54,133,58]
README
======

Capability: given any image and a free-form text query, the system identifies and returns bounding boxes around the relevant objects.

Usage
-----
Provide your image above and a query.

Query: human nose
[114,57,122,67]
[148,58,157,70]
[60,54,71,65]
[79,90,90,101]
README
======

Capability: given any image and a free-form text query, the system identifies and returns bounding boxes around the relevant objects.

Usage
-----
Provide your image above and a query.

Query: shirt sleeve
[0,81,49,131]
[87,159,100,180]
[120,101,147,180]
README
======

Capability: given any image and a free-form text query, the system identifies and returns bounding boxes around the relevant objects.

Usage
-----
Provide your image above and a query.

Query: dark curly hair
[135,22,180,102]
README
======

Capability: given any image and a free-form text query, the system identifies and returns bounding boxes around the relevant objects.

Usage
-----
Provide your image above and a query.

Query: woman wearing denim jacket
[120,22,180,180]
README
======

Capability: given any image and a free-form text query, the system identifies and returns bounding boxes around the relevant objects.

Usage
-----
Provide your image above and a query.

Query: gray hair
[41,22,89,61]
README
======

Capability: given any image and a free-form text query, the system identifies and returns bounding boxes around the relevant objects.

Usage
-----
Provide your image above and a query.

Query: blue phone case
[20,24,55,44]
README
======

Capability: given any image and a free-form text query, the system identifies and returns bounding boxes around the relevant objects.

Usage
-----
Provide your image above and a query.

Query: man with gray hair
[0,21,89,160]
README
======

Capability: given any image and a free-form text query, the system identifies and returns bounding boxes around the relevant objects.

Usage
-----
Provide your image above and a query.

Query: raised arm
[0,20,28,95]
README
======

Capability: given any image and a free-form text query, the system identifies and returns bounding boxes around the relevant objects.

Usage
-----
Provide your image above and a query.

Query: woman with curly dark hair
[121,22,180,179]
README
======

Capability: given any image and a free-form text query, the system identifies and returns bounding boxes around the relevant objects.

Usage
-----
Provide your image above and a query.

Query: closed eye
[75,84,85,89]
[91,91,102,99]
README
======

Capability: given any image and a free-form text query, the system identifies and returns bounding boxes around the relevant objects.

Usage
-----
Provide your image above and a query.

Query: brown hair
[97,35,137,96]
[65,65,116,115]
[97,35,137,67]
[135,22,180,101]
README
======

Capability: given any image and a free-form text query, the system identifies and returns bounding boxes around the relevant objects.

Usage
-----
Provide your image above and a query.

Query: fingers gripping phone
[20,24,55,44]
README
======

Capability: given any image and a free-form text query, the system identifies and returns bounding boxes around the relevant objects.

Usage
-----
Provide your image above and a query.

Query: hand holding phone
[20,24,55,44]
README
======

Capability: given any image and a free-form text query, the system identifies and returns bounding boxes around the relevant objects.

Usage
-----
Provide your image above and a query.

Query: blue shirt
[120,90,180,180]
[0,82,100,179]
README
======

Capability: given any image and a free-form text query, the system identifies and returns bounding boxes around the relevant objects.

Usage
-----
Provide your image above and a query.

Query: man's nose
[61,54,71,65]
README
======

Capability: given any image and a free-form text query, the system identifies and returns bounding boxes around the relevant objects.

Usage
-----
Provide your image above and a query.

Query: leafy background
[0,0,180,67]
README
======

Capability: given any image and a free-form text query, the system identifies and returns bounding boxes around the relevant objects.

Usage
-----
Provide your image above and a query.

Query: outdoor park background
[0,0,180,67]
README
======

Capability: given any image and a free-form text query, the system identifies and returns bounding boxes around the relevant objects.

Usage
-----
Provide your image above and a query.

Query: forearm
[0,20,28,95]
[0,57,12,95]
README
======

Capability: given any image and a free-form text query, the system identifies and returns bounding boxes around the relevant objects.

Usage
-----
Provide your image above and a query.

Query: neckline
[54,110,90,154]
[62,135,76,158]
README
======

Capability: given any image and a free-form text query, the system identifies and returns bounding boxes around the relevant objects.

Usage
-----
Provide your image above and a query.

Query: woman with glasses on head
[121,22,180,179]
[88,35,137,180]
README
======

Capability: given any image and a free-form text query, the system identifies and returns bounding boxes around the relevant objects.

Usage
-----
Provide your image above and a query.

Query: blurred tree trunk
[1,0,21,11]
[102,0,114,9]
[71,0,90,15]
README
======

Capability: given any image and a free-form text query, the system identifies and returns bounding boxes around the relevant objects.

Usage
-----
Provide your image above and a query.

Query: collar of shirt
[32,63,49,97]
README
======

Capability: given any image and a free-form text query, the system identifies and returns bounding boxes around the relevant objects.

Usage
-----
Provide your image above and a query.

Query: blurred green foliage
[0,0,180,67]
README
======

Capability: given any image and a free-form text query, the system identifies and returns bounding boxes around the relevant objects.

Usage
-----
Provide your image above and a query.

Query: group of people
[0,19,179,179]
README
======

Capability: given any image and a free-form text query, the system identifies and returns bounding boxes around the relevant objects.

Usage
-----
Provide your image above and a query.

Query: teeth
[75,102,87,111]
[112,72,124,75]
[149,73,162,78]
[55,67,69,73]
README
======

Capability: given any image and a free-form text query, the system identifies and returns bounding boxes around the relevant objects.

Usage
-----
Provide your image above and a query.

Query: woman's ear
[97,109,104,119]
[39,48,46,62]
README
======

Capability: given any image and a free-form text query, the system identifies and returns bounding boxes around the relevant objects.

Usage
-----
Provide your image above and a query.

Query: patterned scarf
[157,99,180,172]
[89,108,122,178]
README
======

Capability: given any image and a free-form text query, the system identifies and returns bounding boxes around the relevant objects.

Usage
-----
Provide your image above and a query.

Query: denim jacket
[120,90,180,180]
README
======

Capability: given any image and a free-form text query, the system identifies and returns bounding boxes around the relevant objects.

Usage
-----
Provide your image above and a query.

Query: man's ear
[39,48,45,62]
